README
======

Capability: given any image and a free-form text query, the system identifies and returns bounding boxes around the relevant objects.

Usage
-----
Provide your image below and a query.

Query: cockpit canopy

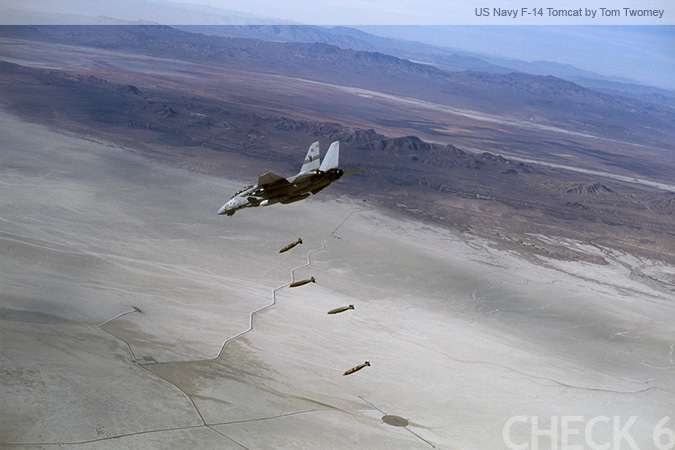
[230,185,254,199]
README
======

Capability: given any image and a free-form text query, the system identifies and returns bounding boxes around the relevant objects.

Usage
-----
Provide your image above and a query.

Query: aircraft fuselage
[218,141,352,216]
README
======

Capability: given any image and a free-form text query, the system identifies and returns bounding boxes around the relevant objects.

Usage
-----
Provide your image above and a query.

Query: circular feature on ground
[382,415,409,427]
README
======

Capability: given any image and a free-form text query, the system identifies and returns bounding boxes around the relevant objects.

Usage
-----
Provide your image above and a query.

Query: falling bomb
[289,277,315,288]
[279,238,303,253]
[343,361,370,376]
[327,304,355,314]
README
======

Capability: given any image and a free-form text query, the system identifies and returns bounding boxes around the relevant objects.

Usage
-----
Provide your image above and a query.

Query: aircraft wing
[258,172,292,188]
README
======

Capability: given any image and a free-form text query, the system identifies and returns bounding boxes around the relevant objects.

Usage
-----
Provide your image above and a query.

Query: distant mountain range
[178,25,675,107]
[3,24,672,155]
[3,0,673,103]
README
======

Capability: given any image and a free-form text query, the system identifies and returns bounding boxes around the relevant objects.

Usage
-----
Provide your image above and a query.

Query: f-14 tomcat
[218,141,361,216]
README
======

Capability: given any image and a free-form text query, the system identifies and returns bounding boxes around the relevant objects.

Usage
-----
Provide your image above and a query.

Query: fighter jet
[217,141,361,216]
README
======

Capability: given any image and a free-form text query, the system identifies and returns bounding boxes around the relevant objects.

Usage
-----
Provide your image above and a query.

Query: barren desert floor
[1,108,674,449]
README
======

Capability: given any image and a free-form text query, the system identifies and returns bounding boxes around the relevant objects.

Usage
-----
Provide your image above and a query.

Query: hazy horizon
[1,0,674,89]
[356,25,675,90]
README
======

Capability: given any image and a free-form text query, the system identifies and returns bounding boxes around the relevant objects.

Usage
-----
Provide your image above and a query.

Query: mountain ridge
[2,25,672,151]
[179,24,675,104]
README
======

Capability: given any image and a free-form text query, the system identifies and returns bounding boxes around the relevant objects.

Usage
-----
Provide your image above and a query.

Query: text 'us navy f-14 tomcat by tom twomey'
[217,141,362,216]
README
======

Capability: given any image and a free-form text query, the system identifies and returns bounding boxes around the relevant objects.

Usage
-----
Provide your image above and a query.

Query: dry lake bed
[1,109,674,449]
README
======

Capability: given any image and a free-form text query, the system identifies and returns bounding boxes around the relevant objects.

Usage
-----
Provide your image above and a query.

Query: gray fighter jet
[218,141,360,216]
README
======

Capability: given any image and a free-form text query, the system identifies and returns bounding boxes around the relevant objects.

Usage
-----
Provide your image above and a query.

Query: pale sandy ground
[1,109,674,449]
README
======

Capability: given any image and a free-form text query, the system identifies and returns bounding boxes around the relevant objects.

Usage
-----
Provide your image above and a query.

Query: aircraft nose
[217,203,229,215]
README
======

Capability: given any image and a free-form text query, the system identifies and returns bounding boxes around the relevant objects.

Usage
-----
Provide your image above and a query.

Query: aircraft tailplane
[319,141,339,171]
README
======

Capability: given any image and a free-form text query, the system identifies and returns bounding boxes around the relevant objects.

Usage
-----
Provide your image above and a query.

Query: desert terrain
[1,25,674,449]
[3,107,674,449]
[0,27,673,264]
